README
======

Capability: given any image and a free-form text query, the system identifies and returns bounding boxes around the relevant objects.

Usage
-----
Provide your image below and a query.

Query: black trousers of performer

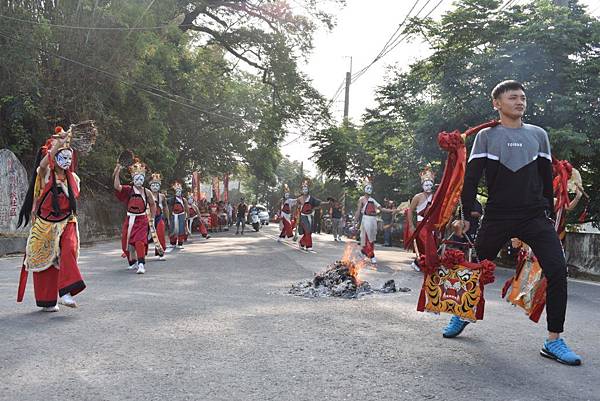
[476,212,567,333]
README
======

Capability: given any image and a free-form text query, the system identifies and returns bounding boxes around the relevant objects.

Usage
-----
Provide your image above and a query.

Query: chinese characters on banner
[0,149,28,233]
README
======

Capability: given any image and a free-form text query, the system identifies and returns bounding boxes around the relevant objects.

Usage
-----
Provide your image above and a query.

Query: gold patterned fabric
[24,217,75,273]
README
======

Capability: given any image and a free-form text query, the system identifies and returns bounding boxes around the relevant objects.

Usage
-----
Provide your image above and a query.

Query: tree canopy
[311,0,600,223]
[0,0,339,189]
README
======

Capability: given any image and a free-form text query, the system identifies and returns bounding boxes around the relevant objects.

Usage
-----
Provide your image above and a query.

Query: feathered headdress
[568,167,583,194]
[149,173,162,185]
[171,180,183,190]
[360,176,374,189]
[419,166,435,183]
[128,158,147,175]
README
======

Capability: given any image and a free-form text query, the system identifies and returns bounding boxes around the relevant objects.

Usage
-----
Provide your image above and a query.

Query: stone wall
[76,189,123,243]
[564,232,600,279]
[0,148,124,255]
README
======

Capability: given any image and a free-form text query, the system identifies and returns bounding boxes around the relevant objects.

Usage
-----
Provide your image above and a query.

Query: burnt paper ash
[289,261,406,299]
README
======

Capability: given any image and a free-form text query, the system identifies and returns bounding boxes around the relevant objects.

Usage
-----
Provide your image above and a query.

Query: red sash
[364,201,377,216]
[127,193,146,214]
[301,202,312,214]
[173,202,184,214]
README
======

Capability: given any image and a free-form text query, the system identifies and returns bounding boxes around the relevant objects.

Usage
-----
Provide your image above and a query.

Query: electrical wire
[351,0,446,84]
[374,0,445,62]
[349,0,424,84]
[0,13,192,31]
[281,78,346,147]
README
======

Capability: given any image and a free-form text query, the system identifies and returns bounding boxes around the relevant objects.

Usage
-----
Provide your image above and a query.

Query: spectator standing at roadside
[382,199,395,247]
[329,198,344,241]
[235,198,248,235]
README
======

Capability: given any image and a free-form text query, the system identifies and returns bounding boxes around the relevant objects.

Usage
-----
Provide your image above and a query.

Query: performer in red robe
[277,184,297,242]
[114,158,156,274]
[355,180,394,264]
[209,199,219,231]
[198,198,211,238]
[149,173,168,261]
[185,192,196,241]
[168,181,189,248]
[17,127,85,311]
[295,179,322,251]
[406,167,436,271]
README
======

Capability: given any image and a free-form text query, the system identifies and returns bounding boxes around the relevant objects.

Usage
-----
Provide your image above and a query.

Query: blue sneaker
[540,338,582,366]
[442,315,470,338]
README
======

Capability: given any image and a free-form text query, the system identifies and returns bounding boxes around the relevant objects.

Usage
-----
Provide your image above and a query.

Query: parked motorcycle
[250,209,260,232]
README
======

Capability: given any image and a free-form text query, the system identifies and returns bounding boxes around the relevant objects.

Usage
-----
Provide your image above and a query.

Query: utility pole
[343,56,352,122]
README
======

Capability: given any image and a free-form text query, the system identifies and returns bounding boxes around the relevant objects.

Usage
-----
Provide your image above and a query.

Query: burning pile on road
[289,243,409,299]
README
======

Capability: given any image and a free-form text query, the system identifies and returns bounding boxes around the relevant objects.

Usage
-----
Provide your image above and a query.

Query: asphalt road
[1,225,598,401]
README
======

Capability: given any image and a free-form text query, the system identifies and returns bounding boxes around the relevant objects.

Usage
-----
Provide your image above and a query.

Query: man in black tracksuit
[442,80,582,366]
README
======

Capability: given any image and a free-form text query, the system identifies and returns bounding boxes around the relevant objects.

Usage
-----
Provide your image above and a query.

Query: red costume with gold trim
[18,127,86,308]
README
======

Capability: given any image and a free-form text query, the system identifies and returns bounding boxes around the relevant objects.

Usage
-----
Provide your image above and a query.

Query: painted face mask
[364,184,373,195]
[302,186,309,195]
[55,149,73,170]
[133,173,145,187]
[175,188,182,197]
[150,182,160,192]
[284,192,290,199]
[422,180,434,193]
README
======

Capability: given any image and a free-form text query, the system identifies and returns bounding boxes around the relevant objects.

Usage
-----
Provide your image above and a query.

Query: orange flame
[340,243,370,283]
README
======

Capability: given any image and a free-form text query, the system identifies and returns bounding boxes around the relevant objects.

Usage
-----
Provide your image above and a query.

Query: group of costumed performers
[114,159,157,274]
[17,126,91,312]
[408,80,582,366]
[355,180,395,264]
[114,160,217,272]
[274,179,323,251]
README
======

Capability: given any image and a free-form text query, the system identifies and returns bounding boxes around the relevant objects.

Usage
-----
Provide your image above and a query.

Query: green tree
[0,0,339,191]
[318,0,600,222]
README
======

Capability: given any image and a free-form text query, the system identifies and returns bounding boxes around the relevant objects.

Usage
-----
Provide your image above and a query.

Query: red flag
[192,172,201,202]
[223,173,229,203]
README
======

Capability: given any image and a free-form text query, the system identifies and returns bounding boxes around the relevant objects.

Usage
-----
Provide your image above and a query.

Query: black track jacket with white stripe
[461,123,555,221]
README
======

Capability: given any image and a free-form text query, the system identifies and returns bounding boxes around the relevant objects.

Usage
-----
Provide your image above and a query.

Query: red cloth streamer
[223,173,229,203]
[405,120,500,269]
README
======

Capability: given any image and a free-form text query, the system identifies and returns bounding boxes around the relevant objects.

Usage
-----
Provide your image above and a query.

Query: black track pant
[476,212,567,333]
